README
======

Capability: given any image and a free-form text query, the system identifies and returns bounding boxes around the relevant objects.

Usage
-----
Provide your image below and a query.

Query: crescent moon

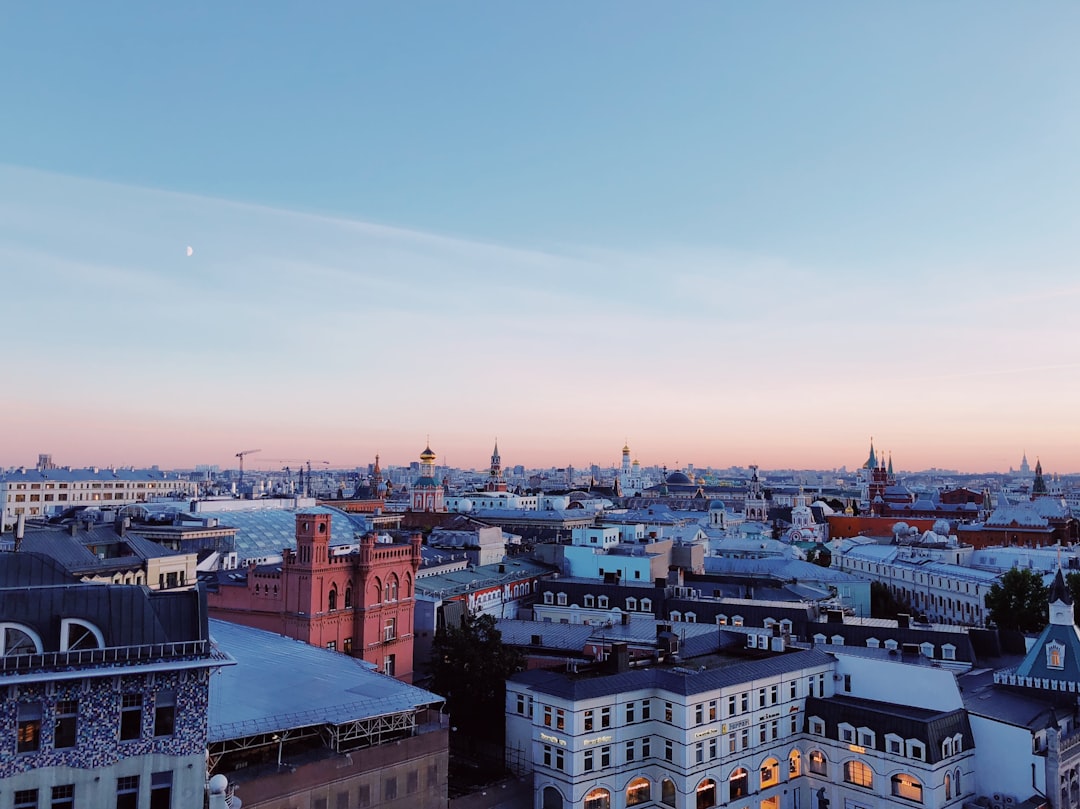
[186,246,194,257]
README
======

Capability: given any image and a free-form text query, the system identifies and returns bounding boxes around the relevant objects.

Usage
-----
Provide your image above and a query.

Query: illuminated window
[662,779,677,807]
[844,760,873,788]
[697,779,717,809]
[789,750,801,777]
[760,758,780,788]
[729,769,749,800]
[808,750,828,776]
[891,774,923,803]
[584,788,610,809]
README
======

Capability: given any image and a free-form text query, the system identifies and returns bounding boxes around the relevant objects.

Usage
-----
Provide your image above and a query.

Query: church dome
[419,445,436,462]
[666,471,693,485]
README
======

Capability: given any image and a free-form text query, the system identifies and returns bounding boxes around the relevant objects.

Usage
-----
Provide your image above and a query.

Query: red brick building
[207,512,422,682]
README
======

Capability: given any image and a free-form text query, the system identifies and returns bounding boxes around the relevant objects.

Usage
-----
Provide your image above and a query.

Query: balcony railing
[0,639,210,673]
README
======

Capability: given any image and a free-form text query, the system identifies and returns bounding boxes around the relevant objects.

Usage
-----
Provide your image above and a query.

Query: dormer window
[626,597,638,611]
[598,596,609,609]
[1047,641,1066,670]
[543,592,554,605]
[60,619,104,652]
[557,592,567,606]
[584,595,595,608]
[0,623,43,656]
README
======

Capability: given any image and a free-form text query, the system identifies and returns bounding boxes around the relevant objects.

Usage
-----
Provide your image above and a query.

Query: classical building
[205,511,422,681]
[1,465,199,529]
[506,635,977,809]
[0,552,228,808]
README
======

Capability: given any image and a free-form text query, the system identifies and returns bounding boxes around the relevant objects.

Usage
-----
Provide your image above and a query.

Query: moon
[186,246,194,257]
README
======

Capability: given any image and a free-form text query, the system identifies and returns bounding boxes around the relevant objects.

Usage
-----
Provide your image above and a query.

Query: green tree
[985,568,1048,632]
[1065,571,1080,627]
[431,611,524,743]
[870,581,911,620]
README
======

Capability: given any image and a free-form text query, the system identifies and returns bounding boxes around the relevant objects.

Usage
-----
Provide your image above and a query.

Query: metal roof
[194,506,370,561]
[206,618,444,743]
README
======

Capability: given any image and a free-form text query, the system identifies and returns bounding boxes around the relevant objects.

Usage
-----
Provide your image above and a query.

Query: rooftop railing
[0,639,209,673]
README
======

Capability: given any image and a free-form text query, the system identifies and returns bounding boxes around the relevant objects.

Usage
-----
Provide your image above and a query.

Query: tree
[430,611,524,743]
[870,581,911,620]
[985,568,1048,632]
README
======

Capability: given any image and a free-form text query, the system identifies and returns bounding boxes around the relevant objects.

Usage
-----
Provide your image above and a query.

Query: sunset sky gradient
[2,3,1079,474]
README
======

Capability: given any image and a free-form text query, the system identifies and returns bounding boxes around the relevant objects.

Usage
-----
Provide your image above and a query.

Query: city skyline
[3,4,1079,474]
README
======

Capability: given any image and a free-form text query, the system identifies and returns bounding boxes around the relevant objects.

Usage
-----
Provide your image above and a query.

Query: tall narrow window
[120,694,143,741]
[54,700,78,749]
[154,691,176,737]
[116,776,139,809]
[150,771,172,809]
[51,785,75,809]
[17,703,42,753]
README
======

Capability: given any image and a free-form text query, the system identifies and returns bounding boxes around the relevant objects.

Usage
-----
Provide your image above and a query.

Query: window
[600,707,611,728]
[14,790,37,809]
[640,598,652,612]
[839,723,855,743]
[584,788,610,809]
[697,779,717,809]
[584,709,594,731]
[17,703,42,753]
[642,736,651,758]
[665,701,673,722]
[642,700,651,721]
[150,771,172,809]
[662,779,677,807]
[384,776,398,801]
[584,595,595,608]
[51,785,75,809]
[891,774,923,803]
[665,739,674,761]
[343,637,353,654]
[1,623,42,656]
[942,644,956,661]
[789,750,801,777]
[344,586,353,609]
[54,700,78,749]
[598,596,609,608]
[625,739,635,762]
[120,694,143,741]
[384,654,396,676]
[729,768,749,800]
[770,685,779,705]
[741,692,749,712]
[1047,642,1065,670]
[844,760,874,788]
[626,597,638,611]
[945,772,952,801]
[557,592,567,606]
[718,614,728,626]
[696,704,704,724]
[627,778,651,807]
[908,740,925,761]
[601,746,611,768]
[626,702,636,723]
[60,619,104,651]
[809,750,828,776]
[328,587,338,611]
[887,735,903,754]
[543,787,564,809]
[327,640,337,651]
[858,729,875,749]
[117,776,139,809]
[154,691,176,737]
[760,758,780,788]
[384,617,397,641]
[709,700,717,721]
[544,592,554,605]
[584,749,594,772]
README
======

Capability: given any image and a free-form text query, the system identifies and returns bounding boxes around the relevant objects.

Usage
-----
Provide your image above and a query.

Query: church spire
[1033,458,1047,496]
[865,438,877,470]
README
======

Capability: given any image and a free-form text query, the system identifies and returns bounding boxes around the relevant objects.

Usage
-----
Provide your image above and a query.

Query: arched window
[661,779,677,807]
[403,572,413,598]
[697,778,717,809]
[954,768,961,797]
[60,619,104,652]
[944,772,952,801]
[387,574,399,602]
[1,623,42,656]
[808,750,828,776]
[584,788,610,809]
[371,577,382,603]
[760,758,780,788]
[627,777,651,807]
[344,586,353,609]
[641,598,652,612]
[844,760,873,788]
[891,774,923,803]
[729,768,749,800]
[542,786,563,809]
[328,587,338,612]
[789,749,801,777]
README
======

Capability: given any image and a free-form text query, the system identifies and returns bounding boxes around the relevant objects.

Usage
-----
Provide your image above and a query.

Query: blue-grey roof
[512,648,835,700]
[0,467,191,483]
[206,618,443,743]
[703,556,865,583]
[415,558,555,600]
[194,506,370,561]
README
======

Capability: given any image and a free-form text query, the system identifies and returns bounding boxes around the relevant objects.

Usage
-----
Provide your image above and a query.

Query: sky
[2,3,1079,474]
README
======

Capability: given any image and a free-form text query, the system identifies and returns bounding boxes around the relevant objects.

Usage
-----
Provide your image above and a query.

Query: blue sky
[2,3,1079,472]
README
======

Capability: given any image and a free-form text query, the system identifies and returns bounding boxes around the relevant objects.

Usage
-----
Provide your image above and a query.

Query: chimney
[14,513,25,551]
[897,613,910,629]
[610,642,631,674]
[826,609,844,624]
[69,522,78,537]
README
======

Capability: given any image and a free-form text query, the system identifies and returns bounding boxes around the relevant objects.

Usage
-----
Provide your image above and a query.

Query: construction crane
[235,449,261,488]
